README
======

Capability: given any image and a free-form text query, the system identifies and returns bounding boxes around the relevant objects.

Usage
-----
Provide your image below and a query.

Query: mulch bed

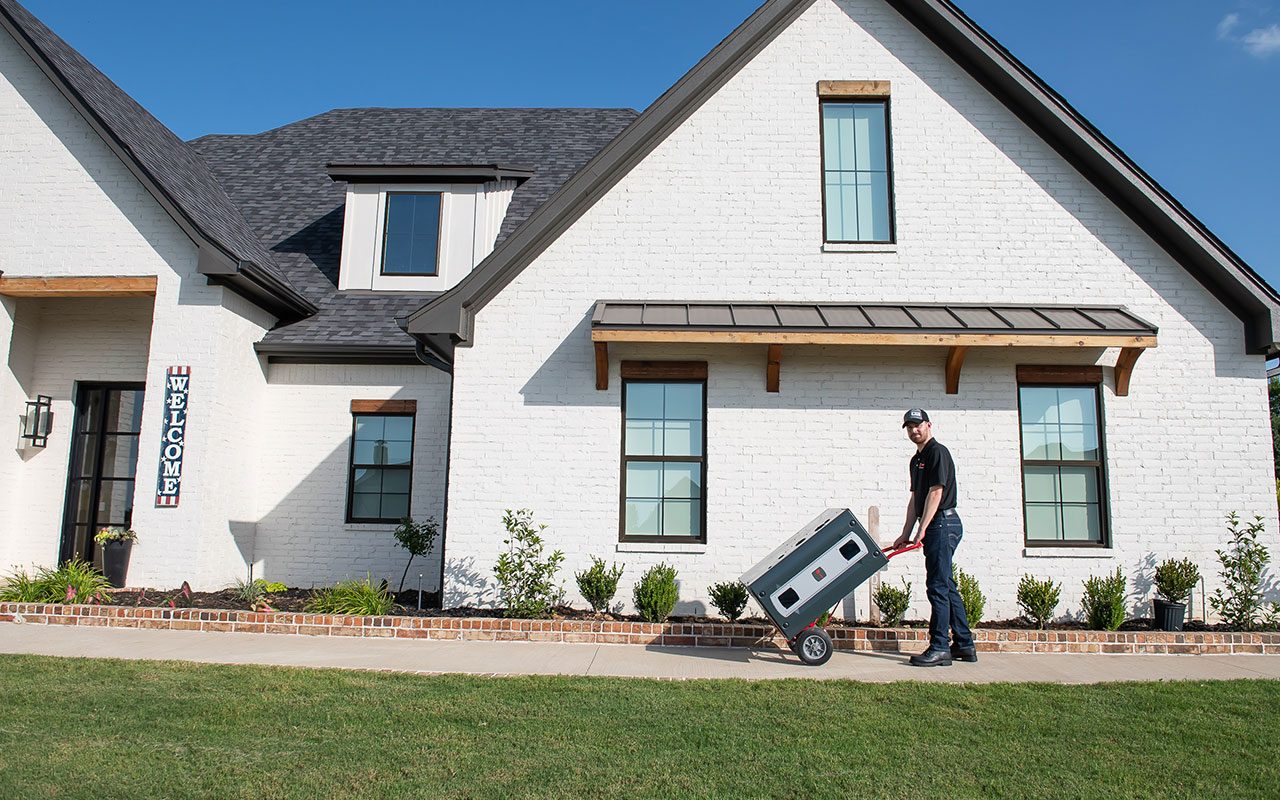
[94,587,1277,631]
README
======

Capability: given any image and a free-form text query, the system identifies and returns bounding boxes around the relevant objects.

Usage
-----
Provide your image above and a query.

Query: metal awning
[590,301,1157,395]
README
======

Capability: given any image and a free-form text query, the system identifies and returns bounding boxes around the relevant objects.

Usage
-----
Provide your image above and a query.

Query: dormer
[328,163,533,292]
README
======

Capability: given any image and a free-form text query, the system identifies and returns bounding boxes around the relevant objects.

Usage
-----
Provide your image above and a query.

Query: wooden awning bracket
[766,344,782,393]
[1114,347,1144,397]
[944,346,968,395]
[594,341,608,390]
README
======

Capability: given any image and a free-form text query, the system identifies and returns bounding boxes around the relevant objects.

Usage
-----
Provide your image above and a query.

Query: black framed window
[820,100,893,243]
[347,413,414,523]
[381,192,442,276]
[1018,383,1109,546]
[621,377,706,541]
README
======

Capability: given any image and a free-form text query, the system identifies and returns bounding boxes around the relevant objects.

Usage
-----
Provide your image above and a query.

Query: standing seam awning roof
[590,301,1158,337]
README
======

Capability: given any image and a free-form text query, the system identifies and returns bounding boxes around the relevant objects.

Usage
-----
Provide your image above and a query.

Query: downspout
[413,339,453,609]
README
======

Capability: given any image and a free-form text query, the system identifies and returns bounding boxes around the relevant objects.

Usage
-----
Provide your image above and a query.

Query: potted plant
[1153,558,1199,632]
[94,527,137,588]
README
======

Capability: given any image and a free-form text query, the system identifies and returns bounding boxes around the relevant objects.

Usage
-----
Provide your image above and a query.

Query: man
[890,408,976,667]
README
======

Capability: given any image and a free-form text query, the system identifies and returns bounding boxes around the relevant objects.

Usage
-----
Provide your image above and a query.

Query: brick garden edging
[2,602,1278,654]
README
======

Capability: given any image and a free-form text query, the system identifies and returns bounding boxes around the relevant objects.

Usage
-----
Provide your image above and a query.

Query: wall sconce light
[21,395,52,448]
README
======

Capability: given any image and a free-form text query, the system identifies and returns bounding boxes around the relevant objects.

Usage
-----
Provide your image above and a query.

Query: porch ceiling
[589,301,1157,395]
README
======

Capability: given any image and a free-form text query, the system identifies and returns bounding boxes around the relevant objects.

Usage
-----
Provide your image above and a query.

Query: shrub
[634,564,679,623]
[1210,512,1271,630]
[575,557,624,613]
[394,516,440,593]
[1016,575,1060,629]
[1081,568,1127,631]
[1153,558,1200,603]
[233,577,267,607]
[708,581,749,621]
[306,578,394,616]
[952,566,985,627]
[0,560,113,604]
[872,578,911,626]
[493,509,564,619]
[263,581,288,593]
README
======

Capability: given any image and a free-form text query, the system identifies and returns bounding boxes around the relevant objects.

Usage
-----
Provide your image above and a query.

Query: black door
[59,384,145,567]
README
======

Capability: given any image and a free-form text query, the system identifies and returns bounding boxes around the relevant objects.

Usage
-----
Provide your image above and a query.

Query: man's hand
[890,532,913,550]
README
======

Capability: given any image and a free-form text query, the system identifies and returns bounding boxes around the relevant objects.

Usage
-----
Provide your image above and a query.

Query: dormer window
[382,192,442,276]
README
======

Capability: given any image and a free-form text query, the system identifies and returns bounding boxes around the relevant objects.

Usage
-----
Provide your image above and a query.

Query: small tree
[1153,558,1200,604]
[872,578,911,626]
[1210,512,1271,631]
[575,557,624,613]
[708,581,749,621]
[394,516,439,593]
[493,509,564,619]
[1016,575,1060,629]
[634,564,679,622]
[1081,568,1127,631]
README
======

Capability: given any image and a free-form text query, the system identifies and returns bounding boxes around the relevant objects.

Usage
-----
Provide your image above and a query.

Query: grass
[0,655,1277,799]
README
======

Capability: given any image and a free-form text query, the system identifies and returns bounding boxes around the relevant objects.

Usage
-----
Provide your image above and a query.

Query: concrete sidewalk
[3,624,1279,683]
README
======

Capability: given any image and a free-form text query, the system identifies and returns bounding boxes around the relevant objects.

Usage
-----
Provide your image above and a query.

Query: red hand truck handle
[882,542,923,559]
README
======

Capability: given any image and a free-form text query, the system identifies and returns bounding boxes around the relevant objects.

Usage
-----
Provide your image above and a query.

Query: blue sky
[17,0,1280,285]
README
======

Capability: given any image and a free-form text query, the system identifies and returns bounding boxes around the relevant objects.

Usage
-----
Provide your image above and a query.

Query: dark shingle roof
[189,108,638,348]
[0,0,304,308]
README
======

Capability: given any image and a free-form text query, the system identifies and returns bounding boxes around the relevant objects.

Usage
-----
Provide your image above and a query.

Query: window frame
[618,362,709,544]
[1016,366,1112,548]
[818,96,897,245]
[345,408,416,524]
[379,190,444,277]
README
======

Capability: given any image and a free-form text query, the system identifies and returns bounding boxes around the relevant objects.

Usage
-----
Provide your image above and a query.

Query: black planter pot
[101,540,133,588]
[1153,598,1186,632]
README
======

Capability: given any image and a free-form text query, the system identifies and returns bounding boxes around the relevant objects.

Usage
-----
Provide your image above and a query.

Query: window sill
[822,242,897,254]
[617,541,707,554]
[1022,547,1114,558]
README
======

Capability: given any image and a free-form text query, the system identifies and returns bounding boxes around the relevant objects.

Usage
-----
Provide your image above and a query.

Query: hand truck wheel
[794,627,833,666]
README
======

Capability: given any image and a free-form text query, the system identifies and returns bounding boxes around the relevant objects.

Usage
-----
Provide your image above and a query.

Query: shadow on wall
[443,556,495,607]
[842,2,1254,378]
[272,206,345,289]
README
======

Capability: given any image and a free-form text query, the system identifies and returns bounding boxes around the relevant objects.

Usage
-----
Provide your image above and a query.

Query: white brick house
[1,0,1277,621]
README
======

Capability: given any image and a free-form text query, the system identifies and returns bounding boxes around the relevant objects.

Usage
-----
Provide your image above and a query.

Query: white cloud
[1218,13,1241,39]
[1242,24,1280,56]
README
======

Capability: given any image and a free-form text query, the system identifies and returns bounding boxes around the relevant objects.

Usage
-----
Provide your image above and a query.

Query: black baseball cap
[902,408,930,428]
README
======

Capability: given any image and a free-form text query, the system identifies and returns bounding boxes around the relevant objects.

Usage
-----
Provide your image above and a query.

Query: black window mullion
[346,413,415,523]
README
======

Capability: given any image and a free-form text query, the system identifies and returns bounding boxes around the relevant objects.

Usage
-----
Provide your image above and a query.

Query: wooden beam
[620,360,707,380]
[817,80,891,97]
[0,276,158,297]
[594,342,609,390]
[944,346,967,394]
[1113,347,1144,397]
[766,345,782,393]
[1017,365,1104,385]
[350,399,417,414]
[592,328,1157,349]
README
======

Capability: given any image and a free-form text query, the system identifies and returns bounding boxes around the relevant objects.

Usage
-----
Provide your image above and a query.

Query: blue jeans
[923,514,973,653]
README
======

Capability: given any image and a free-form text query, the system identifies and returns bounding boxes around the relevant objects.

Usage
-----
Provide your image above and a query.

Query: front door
[59,384,145,567]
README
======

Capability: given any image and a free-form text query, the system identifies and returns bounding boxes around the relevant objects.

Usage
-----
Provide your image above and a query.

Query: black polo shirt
[910,438,957,520]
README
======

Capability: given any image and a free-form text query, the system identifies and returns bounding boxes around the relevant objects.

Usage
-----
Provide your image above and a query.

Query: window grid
[1017,384,1110,547]
[346,412,415,524]
[820,99,894,244]
[620,379,707,543]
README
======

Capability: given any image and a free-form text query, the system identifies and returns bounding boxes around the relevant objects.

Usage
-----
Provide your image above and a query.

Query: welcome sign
[155,366,191,507]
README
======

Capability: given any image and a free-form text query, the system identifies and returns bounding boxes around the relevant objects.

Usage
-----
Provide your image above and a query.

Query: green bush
[1081,568,1127,631]
[872,578,911,626]
[263,581,288,593]
[394,516,439,593]
[306,578,393,616]
[232,577,268,607]
[575,557,624,613]
[707,581,749,621]
[1016,575,1061,629]
[493,509,565,619]
[1153,558,1200,603]
[952,566,985,627]
[0,560,113,604]
[1210,512,1271,630]
[633,564,679,623]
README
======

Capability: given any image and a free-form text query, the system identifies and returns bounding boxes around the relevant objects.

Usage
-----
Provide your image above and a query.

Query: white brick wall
[441,0,1278,621]
[251,363,451,591]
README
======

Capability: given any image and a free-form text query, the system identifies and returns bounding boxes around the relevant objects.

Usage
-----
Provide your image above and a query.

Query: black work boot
[908,649,952,667]
[951,644,978,663]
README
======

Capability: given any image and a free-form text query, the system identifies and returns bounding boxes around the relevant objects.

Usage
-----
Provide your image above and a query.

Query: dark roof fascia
[402,0,819,343]
[404,0,1279,357]
[885,0,1280,354]
[0,4,316,322]
[255,341,426,365]
[327,164,537,183]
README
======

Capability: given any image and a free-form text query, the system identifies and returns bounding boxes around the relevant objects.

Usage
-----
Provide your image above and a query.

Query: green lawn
[0,655,1276,799]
